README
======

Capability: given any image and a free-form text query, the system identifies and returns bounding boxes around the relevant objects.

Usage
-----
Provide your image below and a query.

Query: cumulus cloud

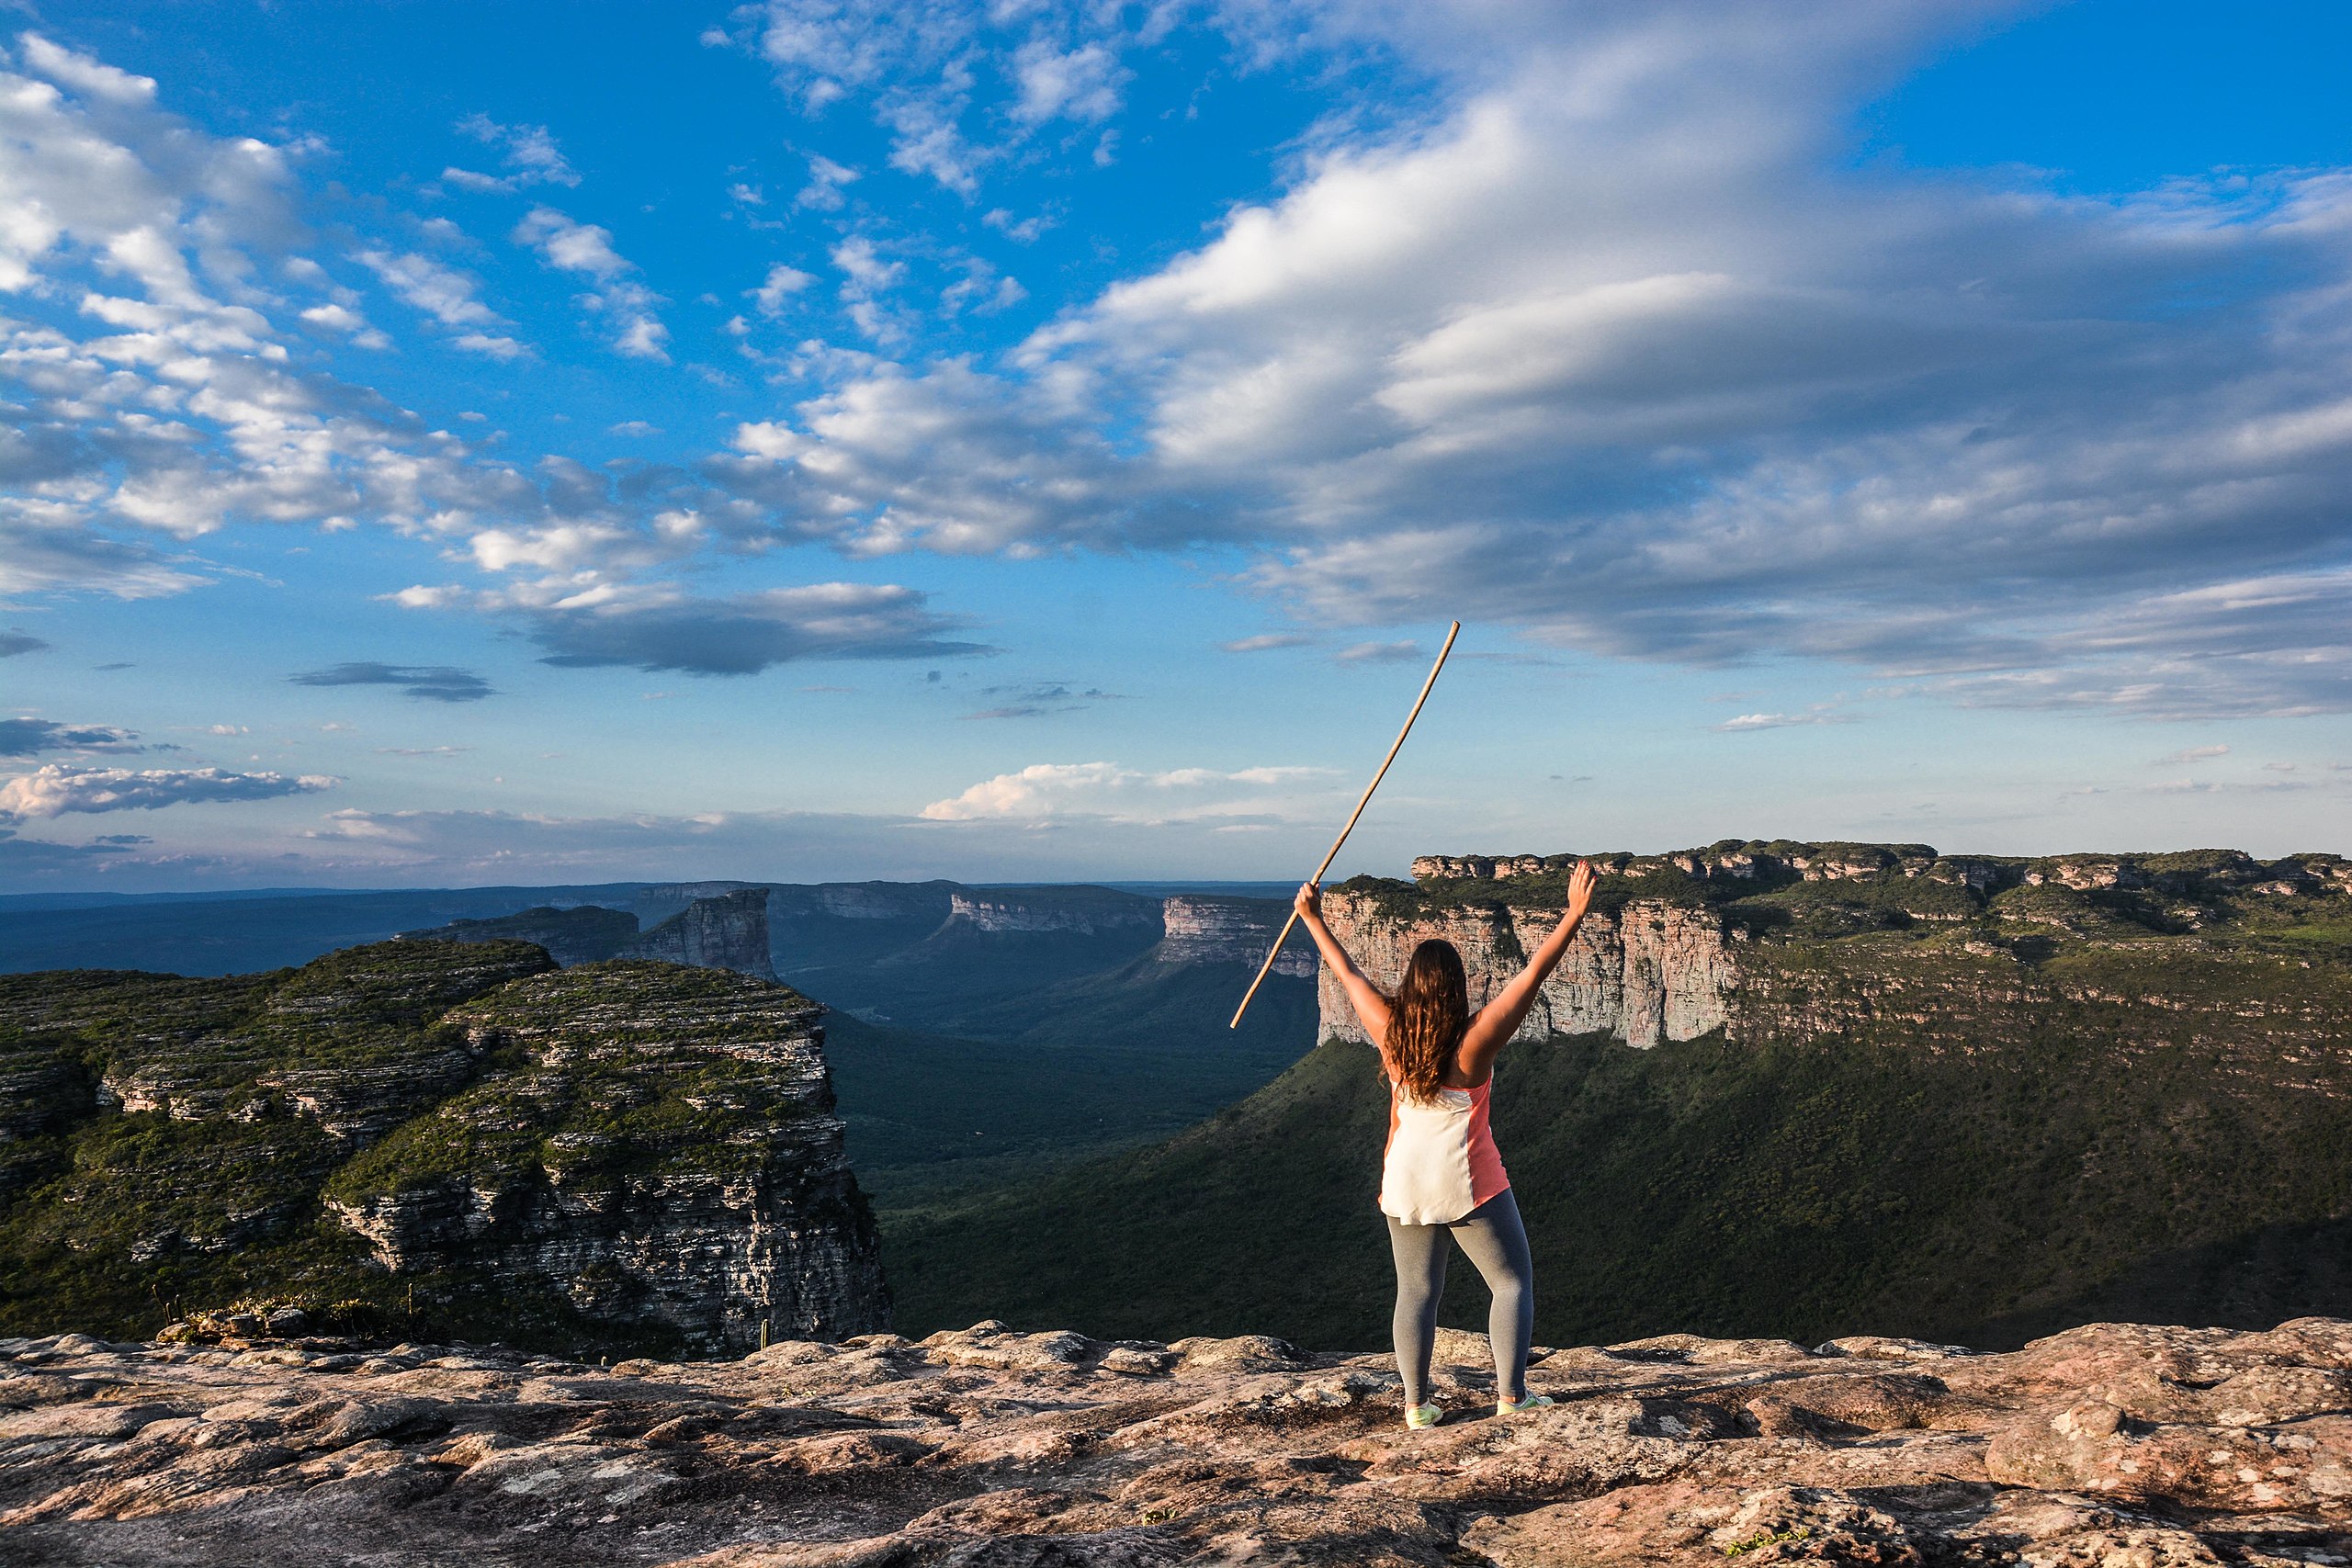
[1010,39,1128,125]
[691,1,2352,717]
[513,206,670,360]
[920,761,1335,824]
[0,764,336,820]
[752,263,819,316]
[288,662,495,702]
[0,717,142,757]
[1220,633,1315,652]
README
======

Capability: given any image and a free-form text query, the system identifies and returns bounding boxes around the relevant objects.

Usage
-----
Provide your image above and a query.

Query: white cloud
[1713,712,1854,732]
[700,2,2352,718]
[1010,39,1128,125]
[452,332,530,360]
[449,113,579,189]
[2162,744,2231,763]
[298,301,390,347]
[513,206,670,360]
[752,262,818,315]
[355,248,501,326]
[0,763,336,820]
[796,154,859,209]
[920,761,1337,824]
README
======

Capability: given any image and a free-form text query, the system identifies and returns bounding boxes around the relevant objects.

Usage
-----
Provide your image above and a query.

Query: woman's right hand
[1295,880,1323,920]
[1566,859,1597,919]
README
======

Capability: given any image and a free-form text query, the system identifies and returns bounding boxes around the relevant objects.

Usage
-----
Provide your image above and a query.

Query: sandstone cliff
[0,942,886,1355]
[618,888,777,980]
[1328,839,2352,1050]
[1318,894,1736,1048]
[5,1314,2347,1565]
[1154,894,1315,976]
[944,885,1161,934]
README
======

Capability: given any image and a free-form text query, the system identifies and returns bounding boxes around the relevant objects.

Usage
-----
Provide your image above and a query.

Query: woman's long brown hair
[1385,939,1470,1104]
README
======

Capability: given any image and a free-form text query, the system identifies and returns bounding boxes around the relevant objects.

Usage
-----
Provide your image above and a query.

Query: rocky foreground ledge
[4,1319,2348,1566]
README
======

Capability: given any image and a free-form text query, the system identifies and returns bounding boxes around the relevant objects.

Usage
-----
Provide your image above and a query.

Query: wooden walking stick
[1229,620,1462,1028]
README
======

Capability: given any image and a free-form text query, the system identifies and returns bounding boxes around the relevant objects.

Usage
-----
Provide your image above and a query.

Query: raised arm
[1457,860,1598,1079]
[1293,882,1391,1050]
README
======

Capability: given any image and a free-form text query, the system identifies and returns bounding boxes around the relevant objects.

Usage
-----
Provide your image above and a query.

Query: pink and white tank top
[1378,1077,1510,1225]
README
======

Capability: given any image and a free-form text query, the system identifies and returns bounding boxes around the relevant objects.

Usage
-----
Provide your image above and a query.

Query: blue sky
[3,0,2349,891]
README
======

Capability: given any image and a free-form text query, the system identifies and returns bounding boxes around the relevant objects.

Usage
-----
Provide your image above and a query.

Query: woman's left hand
[1295,880,1323,919]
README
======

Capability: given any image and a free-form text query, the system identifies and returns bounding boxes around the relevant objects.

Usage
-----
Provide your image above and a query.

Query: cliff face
[945,886,1161,935]
[1155,894,1315,976]
[324,961,878,1350]
[618,887,776,980]
[1327,839,2352,1050]
[0,942,886,1355]
[1317,895,1736,1048]
[8,1315,2348,1566]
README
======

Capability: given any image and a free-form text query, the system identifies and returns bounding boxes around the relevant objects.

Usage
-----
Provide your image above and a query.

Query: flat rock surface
[4,1318,2349,1565]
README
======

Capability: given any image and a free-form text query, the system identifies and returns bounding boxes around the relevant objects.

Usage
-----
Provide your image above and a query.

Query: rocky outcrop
[4,1315,2346,1565]
[1154,894,1314,976]
[0,943,886,1356]
[619,888,776,981]
[1412,840,2352,897]
[945,886,1160,935]
[1318,893,1736,1048]
[324,962,880,1351]
[1348,840,2352,1050]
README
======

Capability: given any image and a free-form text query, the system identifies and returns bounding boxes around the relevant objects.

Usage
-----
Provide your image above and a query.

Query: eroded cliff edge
[1318,839,2352,1050]
[0,942,887,1355]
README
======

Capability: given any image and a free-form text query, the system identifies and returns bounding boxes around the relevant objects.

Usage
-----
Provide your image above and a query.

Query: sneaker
[1496,1393,1554,1416]
[1404,1402,1445,1430]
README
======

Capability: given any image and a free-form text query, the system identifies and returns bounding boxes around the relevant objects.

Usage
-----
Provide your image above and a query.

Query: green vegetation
[879,916,2352,1352]
[0,943,841,1353]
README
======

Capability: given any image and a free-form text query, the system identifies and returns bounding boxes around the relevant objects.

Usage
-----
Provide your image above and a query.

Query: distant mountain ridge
[399,887,777,978]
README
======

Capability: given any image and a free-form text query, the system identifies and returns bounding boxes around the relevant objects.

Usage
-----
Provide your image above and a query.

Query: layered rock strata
[323,962,881,1351]
[1155,894,1315,976]
[1318,895,1737,1048]
[1335,840,2352,1049]
[0,943,887,1354]
[1411,840,2352,896]
[945,886,1160,934]
[4,1315,2346,1565]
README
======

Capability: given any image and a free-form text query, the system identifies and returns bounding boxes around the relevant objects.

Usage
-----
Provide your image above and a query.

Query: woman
[1294,859,1598,1430]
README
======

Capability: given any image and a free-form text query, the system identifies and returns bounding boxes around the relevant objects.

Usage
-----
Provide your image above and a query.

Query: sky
[3,0,2350,893]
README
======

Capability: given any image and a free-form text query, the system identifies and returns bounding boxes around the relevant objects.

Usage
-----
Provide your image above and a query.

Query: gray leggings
[1385,1188,1535,1405]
